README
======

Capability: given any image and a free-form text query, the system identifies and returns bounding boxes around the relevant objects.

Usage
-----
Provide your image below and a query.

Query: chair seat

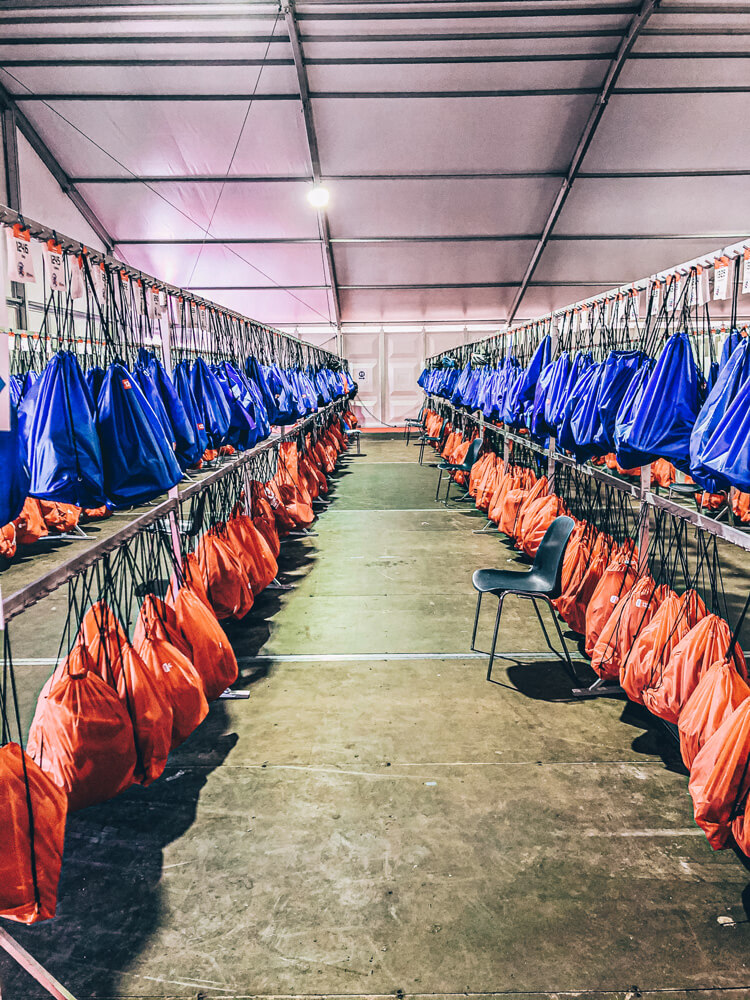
[669,482,700,496]
[472,566,551,596]
[437,460,464,471]
[405,417,423,425]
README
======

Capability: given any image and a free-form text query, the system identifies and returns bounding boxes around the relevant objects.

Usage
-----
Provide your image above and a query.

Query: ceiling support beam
[507,0,661,325]
[284,0,341,331]
[0,80,114,252]
[2,103,28,328]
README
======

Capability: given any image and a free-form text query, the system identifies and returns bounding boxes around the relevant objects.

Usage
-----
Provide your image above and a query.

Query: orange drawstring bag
[521,496,563,560]
[14,498,48,545]
[197,528,254,621]
[38,500,81,533]
[643,615,748,724]
[678,659,750,769]
[134,596,209,749]
[487,467,515,523]
[476,457,501,511]
[264,479,299,533]
[79,602,172,787]
[651,458,676,487]
[170,586,239,701]
[553,522,591,624]
[559,533,612,636]
[0,742,67,923]
[513,476,548,543]
[688,699,750,849]
[0,522,17,560]
[591,575,662,681]
[27,643,138,812]
[731,490,750,523]
[584,543,639,657]
[82,505,111,521]
[621,589,706,705]
[469,452,490,497]
[498,486,530,537]
[226,512,278,595]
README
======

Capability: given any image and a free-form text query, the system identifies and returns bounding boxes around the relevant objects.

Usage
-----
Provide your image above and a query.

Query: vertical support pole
[639,463,651,572]
[378,326,386,426]
[160,297,183,587]
[547,434,556,484]
[502,430,510,466]
[1,106,27,330]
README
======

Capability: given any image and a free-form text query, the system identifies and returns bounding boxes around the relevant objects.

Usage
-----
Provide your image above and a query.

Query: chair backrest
[530,515,575,598]
[462,437,483,470]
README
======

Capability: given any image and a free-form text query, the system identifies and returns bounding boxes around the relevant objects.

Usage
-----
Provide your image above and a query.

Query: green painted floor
[2,436,750,1000]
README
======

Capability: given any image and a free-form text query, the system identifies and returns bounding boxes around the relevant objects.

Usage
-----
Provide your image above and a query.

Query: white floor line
[324,508,475,514]
[13,651,587,666]
[237,651,588,664]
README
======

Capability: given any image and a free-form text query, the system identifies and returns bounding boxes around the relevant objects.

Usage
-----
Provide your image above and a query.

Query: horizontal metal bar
[15,93,300,101]
[0,28,627,44]
[69,168,750,184]
[0,3,640,20]
[7,50,750,68]
[185,284,329,291]
[15,88,601,100]
[113,233,750,247]
[296,5,639,17]
[554,450,641,497]
[644,491,750,553]
[190,281,623,291]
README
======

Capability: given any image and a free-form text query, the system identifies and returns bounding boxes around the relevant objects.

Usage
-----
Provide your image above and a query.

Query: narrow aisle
[3,437,750,999]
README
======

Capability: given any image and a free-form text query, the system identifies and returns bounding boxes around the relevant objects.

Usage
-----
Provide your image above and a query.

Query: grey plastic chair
[435,437,483,505]
[471,514,578,682]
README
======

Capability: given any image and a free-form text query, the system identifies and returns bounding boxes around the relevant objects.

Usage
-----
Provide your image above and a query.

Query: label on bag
[43,240,66,291]
[742,248,750,295]
[713,256,730,300]
[5,224,35,283]
[92,261,105,302]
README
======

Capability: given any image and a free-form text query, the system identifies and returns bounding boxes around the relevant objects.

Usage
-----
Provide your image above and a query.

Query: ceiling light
[307,185,330,209]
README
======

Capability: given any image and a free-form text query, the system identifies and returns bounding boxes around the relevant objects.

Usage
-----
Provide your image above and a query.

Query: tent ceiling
[2,0,749,331]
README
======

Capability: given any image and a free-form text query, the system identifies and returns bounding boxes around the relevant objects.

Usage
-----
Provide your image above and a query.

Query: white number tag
[713,257,730,300]
[5,225,35,283]
[43,240,66,291]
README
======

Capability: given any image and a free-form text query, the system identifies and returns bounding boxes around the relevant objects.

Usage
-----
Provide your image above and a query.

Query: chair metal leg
[472,519,496,534]
[444,476,452,505]
[356,433,361,455]
[487,593,505,681]
[435,468,443,501]
[405,426,410,446]
[419,438,425,465]
[471,590,482,651]
[540,595,579,683]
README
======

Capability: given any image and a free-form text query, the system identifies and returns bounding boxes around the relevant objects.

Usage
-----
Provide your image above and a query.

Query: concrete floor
[2,436,750,999]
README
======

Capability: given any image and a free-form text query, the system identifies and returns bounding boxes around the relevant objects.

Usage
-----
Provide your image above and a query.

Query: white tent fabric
[1,0,749,342]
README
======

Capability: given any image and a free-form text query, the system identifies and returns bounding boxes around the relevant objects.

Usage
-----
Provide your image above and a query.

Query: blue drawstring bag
[720,329,744,369]
[697,371,750,492]
[516,335,552,411]
[557,362,600,456]
[174,361,209,460]
[97,362,182,506]
[690,338,750,491]
[543,353,571,431]
[148,357,202,470]
[214,362,259,451]
[85,366,105,403]
[132,364,176,449]
[19,351,106,507]
[619,331,701,472]
[241,366,271,441]
[570,361,608,460]
[613,362,653,470]
[451,364,473,407]
[9,375,22,408]
[592,350,646,451]
[190,358,231,448]
[530,361,556,439]
[0,403,30,526]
